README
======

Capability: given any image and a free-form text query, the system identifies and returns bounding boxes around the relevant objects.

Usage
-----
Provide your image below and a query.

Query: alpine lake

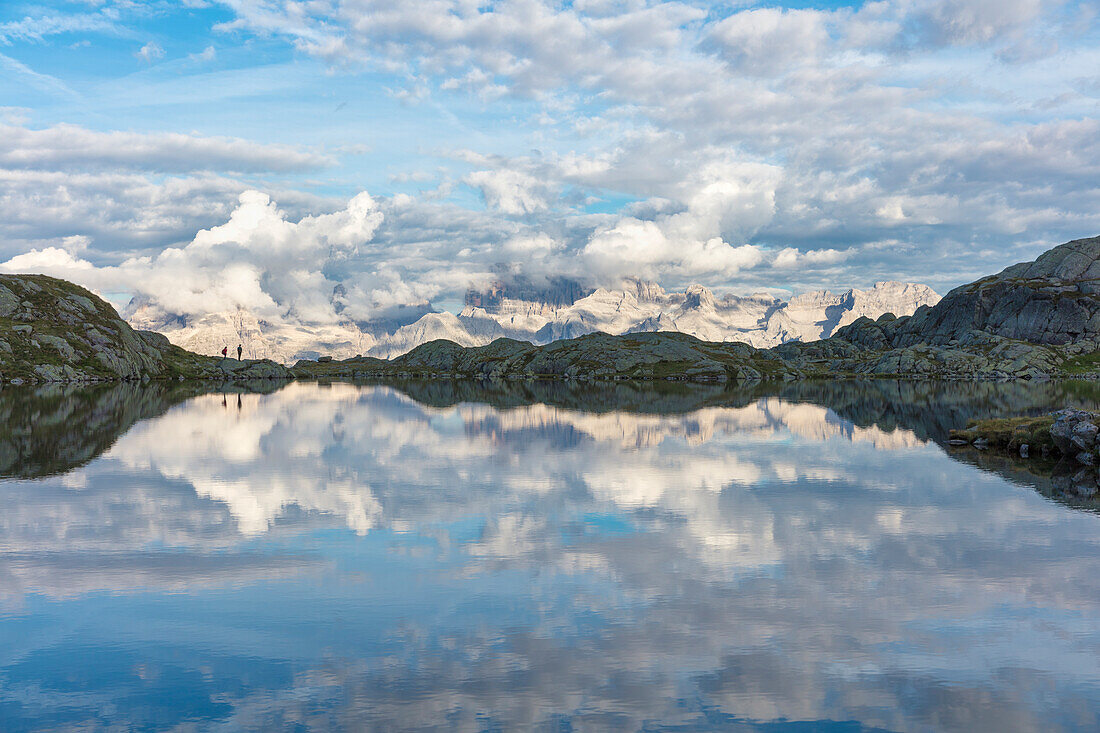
[2,377,1100,731]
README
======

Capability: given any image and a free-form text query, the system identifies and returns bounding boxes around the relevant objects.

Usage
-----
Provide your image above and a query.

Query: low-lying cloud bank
[2,185,847,329]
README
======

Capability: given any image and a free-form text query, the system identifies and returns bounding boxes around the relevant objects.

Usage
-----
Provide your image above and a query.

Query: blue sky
[1,0,1098,323]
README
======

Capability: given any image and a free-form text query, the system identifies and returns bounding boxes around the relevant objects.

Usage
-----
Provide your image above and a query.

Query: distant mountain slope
[130,279,940,364]
[297,234,1100,382]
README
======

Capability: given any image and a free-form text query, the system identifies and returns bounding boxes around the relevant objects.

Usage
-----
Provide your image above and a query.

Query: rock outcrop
[773,236,1100,380]
[829,236,1100,348]
[898,236,1100,346]
[293,331,803,382]
[0,274,291,384]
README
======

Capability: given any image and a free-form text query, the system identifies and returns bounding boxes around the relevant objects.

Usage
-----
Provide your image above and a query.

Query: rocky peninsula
[3,235,1100,385]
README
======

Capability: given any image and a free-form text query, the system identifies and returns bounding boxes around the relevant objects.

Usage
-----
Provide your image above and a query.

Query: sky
[0,0,1098,324]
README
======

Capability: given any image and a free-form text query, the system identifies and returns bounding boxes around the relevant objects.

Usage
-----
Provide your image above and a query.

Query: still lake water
[3,379,1100,731]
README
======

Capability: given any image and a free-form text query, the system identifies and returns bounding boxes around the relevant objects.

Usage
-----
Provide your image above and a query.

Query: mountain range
[126,279,941,364]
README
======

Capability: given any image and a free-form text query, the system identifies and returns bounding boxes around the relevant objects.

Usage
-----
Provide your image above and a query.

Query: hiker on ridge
[237,344,243,361]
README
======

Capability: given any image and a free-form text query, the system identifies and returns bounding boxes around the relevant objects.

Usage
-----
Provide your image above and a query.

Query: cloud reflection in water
[0,382,1098,731]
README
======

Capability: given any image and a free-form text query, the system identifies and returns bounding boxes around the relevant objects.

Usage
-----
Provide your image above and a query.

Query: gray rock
[63,294,97,314]
[1019,443,1029,458]
[32,333,77,362]
[1071,421,1099,451]
[0,285,18,318]
[1050,410,1090,454]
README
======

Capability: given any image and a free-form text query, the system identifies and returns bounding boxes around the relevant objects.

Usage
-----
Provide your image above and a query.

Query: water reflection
[1,381,1100,730]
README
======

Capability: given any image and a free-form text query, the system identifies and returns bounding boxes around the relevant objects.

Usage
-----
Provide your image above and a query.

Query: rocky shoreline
[949,409,1100,499]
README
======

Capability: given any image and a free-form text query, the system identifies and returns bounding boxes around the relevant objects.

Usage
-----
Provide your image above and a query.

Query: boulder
[1071,421,1100,452]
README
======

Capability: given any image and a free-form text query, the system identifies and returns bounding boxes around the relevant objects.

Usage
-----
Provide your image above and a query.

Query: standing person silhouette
[237,344,243,361]
[221,346,228,360]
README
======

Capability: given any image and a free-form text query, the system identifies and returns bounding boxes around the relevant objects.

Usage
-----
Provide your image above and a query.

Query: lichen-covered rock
[1049,410,1100,459]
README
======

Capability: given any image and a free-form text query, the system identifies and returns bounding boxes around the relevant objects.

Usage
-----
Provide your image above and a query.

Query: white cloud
[707,8,831,75]
[2,0,1099,313]
[0,10,121,45]
[135,41,165,63]
[0,123,332,172]
[912,0,1047,47]
[190,45,217,62]
[2,190,384,324]
[464,168,549,215]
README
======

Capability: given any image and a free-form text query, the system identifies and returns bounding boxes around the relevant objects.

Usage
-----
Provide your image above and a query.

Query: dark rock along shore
[3,235,1100,385]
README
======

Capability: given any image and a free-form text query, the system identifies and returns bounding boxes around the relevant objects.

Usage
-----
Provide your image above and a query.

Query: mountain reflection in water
[1,380,1100,731]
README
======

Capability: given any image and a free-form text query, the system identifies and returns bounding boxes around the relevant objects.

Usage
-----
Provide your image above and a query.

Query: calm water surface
[2,379,1100,731]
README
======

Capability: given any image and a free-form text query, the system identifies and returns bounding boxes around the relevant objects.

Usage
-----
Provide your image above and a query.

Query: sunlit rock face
[129,280,940,363]
[3,382,1100,731]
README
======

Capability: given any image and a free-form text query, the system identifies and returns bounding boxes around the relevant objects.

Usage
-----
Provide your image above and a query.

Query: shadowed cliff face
[899,236,1100,347]
[832,236,1100,352]
[0,381,287,478]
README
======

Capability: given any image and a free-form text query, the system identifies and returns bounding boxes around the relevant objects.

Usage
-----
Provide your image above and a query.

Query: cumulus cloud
[135,41,165,63]
[581,159,781,281]
[464,168,550,215]
[907,0,1047,47]
[2,190,384,324]
[707,8,831,75]
[2,0,1099,316]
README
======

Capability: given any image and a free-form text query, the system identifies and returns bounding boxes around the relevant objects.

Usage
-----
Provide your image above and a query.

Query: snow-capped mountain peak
[129,279,941,363]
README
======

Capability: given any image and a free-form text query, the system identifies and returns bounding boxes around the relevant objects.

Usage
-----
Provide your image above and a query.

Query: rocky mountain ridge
[128,279,941,364]
[7,235,1100,385]
[295,235,1100,382]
